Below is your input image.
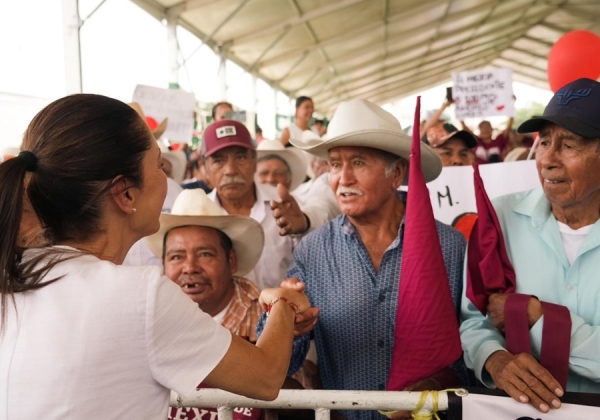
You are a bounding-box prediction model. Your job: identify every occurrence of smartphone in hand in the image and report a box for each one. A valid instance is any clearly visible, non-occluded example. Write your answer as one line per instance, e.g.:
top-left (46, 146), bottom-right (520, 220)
top-left (446, 86), bottom-right (453, 102)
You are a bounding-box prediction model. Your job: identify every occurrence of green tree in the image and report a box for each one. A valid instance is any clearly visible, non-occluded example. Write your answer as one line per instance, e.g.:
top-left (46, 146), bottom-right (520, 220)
top-left (514, 102), bottom-right (546, 128)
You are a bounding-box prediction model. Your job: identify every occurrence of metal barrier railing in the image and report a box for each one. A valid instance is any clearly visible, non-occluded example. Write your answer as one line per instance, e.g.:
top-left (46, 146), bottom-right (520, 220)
top-left (171, 388), bottom-right (462, 420)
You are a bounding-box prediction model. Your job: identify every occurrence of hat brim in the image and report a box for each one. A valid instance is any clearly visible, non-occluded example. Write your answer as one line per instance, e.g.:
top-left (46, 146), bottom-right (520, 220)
top-left (162, 151), bottom-right (187, 184)
top-left (448, 130), bottom-right (478, 148)
top-left (153, 118), bottom-right (168, 140)
top-left (257, 148), bottom-right (308, 191)
top-left (518, 115), bottom-right (600, 138)
top-left (290, 130), bottom-right (442, 184)
top-left (145, 214), bottom-right (264, 277)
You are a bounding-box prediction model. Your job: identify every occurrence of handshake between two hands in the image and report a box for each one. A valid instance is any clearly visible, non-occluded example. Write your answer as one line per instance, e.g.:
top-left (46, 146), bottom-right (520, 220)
top-left (259, 278), bottom-right (319, 336)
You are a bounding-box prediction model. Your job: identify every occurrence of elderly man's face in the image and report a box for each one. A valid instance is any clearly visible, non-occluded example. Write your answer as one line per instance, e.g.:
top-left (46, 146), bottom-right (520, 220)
top-left (257, 157), bottom-right (291, 189)
top-left (205, 146), bottom-right (256, 202)
top-left (328, 146), bottom-right (405, 219)
top-left (536, 123), bottom-right (600, 210)
top-left (434, 138), bottom-right (473, 167)
top-left (163, 225), bottom-right (237, 316)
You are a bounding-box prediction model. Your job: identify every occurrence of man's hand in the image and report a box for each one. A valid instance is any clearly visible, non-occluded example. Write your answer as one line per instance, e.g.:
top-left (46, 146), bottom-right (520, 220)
top-left (485, 351), bottom-right (563, 413)
top-left (487, 293), bottom-right (545, 332)
top-left (487, 293), bottom-right (510, 331)
top-left (280, 278), bottom-right (319, 336)
top-left (270, 183), bottom-right (309, 236)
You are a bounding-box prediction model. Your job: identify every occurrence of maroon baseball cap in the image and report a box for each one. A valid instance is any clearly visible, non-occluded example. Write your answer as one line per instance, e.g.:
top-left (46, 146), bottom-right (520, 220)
top-left (202, 120), bottom-right (255, 157)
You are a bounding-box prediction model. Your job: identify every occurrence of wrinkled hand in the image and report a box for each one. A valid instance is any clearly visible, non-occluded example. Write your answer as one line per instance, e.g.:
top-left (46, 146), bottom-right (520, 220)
top-left (270, 183), bottom-right (309, 236)
top-left (487, 293), bottom-right (544, 332)
top-left (280, 278), bottom-right (319, 336)
top-left (485, 351), bottom-right (563, 413)
top-left (383, 377), bottom-right (443, 419)
top-left (487, 293), bottom-right (510, 331)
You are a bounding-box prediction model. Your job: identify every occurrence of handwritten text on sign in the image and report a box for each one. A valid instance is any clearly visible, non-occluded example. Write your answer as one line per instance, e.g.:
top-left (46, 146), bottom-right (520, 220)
top-left (452, 69), bottom-right (514, 119)
top-left (400, 160), bottom-right (540, 226)
top-left (133, 85), bottom-right (196, 142)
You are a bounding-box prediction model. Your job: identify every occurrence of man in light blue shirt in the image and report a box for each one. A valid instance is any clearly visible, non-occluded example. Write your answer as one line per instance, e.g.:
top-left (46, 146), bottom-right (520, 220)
top-left (460, 78), bottom-right (600, 414)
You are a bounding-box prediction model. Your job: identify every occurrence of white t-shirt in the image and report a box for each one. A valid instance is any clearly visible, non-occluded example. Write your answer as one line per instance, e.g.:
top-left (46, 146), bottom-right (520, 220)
top-left (287, 123), bottom-right (303, 142)
top-left (557, 221), bottom-right (593, 265)
top-left (0, 247), bottom-right (231, 419)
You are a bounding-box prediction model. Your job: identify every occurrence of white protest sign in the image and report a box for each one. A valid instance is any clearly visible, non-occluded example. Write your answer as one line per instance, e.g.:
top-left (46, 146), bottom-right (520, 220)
top-left (407, 160), bottom-right (540, 226)
top-left (462, 392), bottom-right (600, 419)
top-left (133, 85), bottom-right (196, 142)
top-left (452, 68), bottom-right (514, 119)
top-left (229, 110), bottom-right (257, 139)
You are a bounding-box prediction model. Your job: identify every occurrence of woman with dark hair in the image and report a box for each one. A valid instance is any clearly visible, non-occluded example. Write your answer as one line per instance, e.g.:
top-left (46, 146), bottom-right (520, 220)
top-left (0, 94), bottom-right (309, 418)
top-left (279, 96), bottom-right (314, 147)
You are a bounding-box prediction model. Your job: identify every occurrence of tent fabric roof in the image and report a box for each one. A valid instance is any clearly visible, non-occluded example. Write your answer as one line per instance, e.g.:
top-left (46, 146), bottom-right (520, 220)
top-left (132, 0), bottom-right (600, 114)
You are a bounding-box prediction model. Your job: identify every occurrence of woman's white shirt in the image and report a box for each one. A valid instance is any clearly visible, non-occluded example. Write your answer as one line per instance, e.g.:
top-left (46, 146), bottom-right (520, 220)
top-left (0, 248), bottom-right (231, 420)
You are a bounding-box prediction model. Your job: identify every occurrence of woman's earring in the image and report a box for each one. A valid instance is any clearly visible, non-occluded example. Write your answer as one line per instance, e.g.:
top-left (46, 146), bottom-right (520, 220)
top-left (132, 208), bottom-right (137, 213)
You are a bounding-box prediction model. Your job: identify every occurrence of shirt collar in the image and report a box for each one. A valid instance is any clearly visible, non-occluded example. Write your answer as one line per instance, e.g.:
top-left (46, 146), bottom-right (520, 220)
top-left (209, 182), bottom-right (268, 223)
top-left (512, 188), bottom-right (552, 227)
top-left (339, 196), bottom-right (406, 252)
top-left (231, 276), bottom-right (260, 308)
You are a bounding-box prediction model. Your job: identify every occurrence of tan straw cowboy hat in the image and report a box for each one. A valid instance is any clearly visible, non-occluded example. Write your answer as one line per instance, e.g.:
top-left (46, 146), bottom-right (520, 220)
top-left (146, 189), bottom-right (264, 277)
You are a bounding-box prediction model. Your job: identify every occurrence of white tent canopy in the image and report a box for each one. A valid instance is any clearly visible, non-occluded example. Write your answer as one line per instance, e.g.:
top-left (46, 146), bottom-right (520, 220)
top-left (131, 0), bottom-right (600, 114)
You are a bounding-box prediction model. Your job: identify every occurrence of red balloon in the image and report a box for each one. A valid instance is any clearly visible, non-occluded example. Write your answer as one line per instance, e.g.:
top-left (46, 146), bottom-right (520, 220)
top-left (145, 116), bottom-right (158, 130)
top-left (548, 30), bottom-right (600, 92)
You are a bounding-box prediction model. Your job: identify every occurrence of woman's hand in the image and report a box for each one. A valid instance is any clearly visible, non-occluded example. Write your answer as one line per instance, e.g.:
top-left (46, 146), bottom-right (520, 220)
top-left (259, 283), bottom-right (311, 314)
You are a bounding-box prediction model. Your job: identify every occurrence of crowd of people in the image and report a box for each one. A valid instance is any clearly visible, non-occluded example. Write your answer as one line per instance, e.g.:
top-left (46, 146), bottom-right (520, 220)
top-left (1, 76), bottom-right (600, 420)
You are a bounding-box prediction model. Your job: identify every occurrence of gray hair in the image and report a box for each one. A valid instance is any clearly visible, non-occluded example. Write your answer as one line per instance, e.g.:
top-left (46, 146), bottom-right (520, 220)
top-left (375, 150), bottom-right (408, 178)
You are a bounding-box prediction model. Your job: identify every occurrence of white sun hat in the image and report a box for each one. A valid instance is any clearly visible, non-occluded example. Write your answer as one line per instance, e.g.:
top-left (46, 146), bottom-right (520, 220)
top-left (256, 139), bottom-right (308, 190)
top-left (146, 189), bottom-right (264, 277)
top-left (289, 98), bottom-right (442, 183)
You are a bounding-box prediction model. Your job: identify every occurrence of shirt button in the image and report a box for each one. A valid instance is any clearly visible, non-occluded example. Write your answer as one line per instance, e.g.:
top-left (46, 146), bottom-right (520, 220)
top-left (567, 285), bottom-right (573, 291)
top-left (378, 384), bottom-right (385, 390)
top-left (377, 339), bottom-right (384, 348)
top-left (379, 293), bottom-right (385, 303)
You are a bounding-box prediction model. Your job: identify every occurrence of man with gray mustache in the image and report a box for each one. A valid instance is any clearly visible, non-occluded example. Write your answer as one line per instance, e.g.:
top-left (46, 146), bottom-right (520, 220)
top-left (200, 120), bottom-right (325, 292)
top-left (267, 98), bottom-right (469, 420)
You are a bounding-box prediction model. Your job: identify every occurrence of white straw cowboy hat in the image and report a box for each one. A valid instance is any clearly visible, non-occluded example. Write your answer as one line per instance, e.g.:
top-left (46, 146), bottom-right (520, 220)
top-left (290, 98), bottom-right (442, 183)
top-left (146, 189), bottom-right (264, 277)
top-left (297, 130), bottom-right (325, 179)
top-left (256, 139), bottom-right (308, 191)
top-left (128, 102), bottom-right (168, 140)
top-left (156, 141), bottom-right (187, 184)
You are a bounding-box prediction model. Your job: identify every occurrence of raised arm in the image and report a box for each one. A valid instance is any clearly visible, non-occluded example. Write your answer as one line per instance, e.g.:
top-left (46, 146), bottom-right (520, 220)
top-left (460, 120), bottom-right (474, 135)
top-left (279, 127), bottom-right (291, 146)
top-left (501, 117), bottom-right (514, 139)
top-left (422, 99), bottom-right (453, 136)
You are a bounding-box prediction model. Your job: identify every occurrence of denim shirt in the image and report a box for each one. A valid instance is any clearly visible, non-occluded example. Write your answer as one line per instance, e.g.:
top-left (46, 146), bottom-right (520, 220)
top-left (257, 211), bottom-right (469, 420)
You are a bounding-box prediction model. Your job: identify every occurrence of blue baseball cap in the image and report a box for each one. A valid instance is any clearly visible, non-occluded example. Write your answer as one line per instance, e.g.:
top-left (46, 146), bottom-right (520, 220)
top-left (518, 78), bottom-right (600, 138)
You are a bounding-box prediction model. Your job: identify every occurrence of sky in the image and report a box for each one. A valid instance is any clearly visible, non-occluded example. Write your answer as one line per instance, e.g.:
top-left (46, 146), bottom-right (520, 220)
top-left (0, 0), bottom-right (554, 148)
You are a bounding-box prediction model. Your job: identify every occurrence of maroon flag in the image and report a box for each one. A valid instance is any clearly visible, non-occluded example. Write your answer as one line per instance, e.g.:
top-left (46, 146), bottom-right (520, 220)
top-left (466, 163), bottom-right (517, 314)
top-left (466, 163), bottom-right (571, 389)
top-left (387, 97), bottom-right (462, 391)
